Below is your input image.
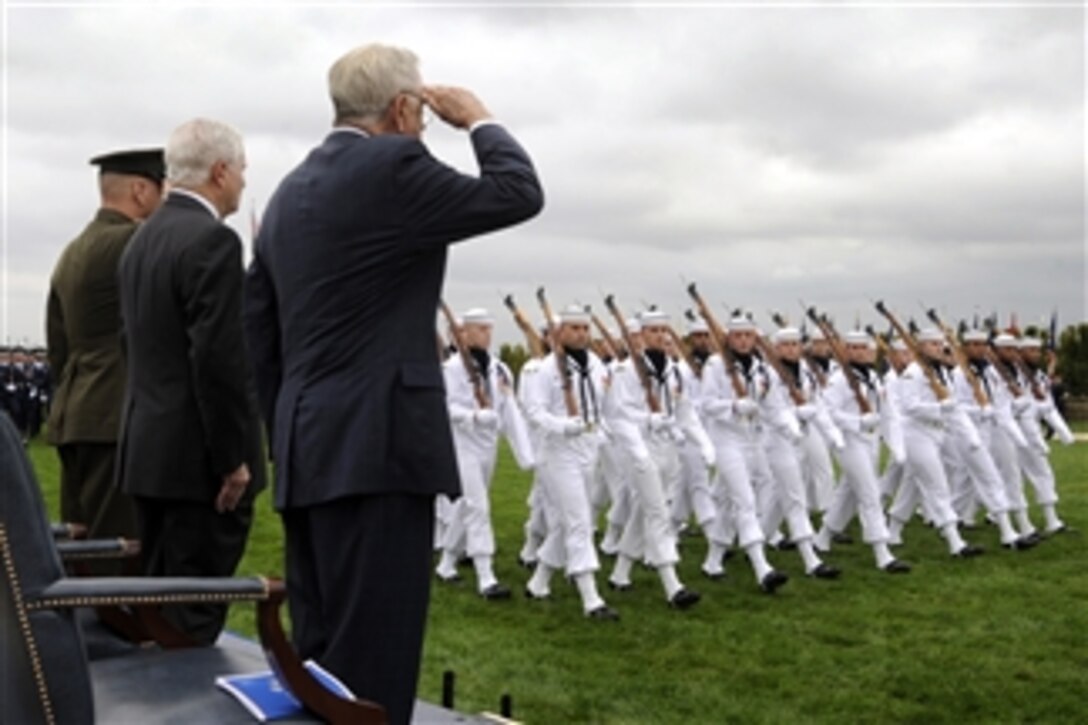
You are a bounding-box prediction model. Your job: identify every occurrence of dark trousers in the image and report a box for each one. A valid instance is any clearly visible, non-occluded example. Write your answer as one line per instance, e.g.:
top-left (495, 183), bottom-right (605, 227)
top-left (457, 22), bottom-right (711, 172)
top-left (135, 496), bottom-right (253, 645)
top-left (59, 443), bottom-right (137, 575)
top-left (283, 493), bottom-right (435, 725)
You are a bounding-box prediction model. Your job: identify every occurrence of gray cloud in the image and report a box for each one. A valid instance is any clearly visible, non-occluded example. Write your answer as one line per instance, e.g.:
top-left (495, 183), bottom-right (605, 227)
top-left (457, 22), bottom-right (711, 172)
top-left (3, 2), bottom-right (1084, 349)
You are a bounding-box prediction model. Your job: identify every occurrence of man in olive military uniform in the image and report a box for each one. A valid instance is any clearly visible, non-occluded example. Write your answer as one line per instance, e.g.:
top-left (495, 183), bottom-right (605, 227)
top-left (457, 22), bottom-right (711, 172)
top-left (46, 148), bottom-right (164, 556)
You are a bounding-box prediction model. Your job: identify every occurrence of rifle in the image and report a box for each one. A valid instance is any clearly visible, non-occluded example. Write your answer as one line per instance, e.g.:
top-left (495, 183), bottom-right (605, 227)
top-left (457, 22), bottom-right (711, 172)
top-left (536, 287), bottom-right (579, 418)
top-left (751, 319), bottom-right (805, 406)
top-left (804, 305), bottom-right (872, 414)
top-left (873, 300), bottom-right (949, 401)
top-left (438, 299), bottom-right (490, 409)
top-left (502, 294), bottom-right (545, 359)
top-left (586, 306), bottom-right (621, 360)
top-left (603, 295), bottom-right (661, 413)
top-left (665, 324), bottom-right (700, 377)
top-left (685, 283), bottom-right (746, 399)
top-left (925, 308), bottom-right (988, 407)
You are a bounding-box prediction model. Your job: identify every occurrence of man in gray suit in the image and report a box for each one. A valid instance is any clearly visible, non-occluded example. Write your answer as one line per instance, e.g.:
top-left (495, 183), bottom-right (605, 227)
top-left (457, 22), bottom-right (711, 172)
top-left (245, 43), bottom-right (543, 724)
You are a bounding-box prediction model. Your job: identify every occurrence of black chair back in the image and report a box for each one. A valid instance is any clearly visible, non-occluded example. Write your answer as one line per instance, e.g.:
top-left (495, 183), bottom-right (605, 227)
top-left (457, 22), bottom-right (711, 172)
top-left (0, 415), bottom-right (94, 723)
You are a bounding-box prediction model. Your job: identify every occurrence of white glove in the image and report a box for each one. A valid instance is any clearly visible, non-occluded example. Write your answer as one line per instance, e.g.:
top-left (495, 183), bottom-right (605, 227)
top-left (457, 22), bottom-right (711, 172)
top-left (648, 412), bottom-right (672, 432)
top-left (978, 405), bottom-right (995, 422)
top-left (1012, 397), bottom-right (1031, 415)
top-left (890, 446), bottom-right (907, 466)
top-left (562, 417), bottom-right (587, 437)
top-left (700, 444), bottom-right (716, 468)
top-left (829, 431), bottom-right (846, 451)
top-left (733, 398), bottom-right (759, 418)
top-left (859, 412), bottom-right (880, 432)
top-left (939, 398), bottom-right (956, 414)
top-left (474, 409), bottom-right (500, 430)
top-left (795, 403), bottom-right (817, 422)
top-left (702, 399), bottom-right (733, 422)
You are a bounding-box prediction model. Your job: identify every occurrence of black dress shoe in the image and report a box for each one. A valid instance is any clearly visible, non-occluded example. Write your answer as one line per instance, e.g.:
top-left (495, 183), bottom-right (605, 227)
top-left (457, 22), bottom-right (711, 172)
top-left (722, 547), bottom-right (736, 561)
top-left (831, 532), bottom-right (854, 545)
top-left (701, 567), bottom-right (726, 581)
top-left (1004, 536), bottom-right (1037, 551)
top-left (1044, 524), bottom-right (1068, 536)
top-left (517, 556), bottom-right (537, 570)
top-left (607, 580), bottom-right (632, 592)
top-left (668, 588), bottom-right (701, 609)
top-left (524, 588), bottom-right (550, 601)
top-left (882, 559), bottom-right (911, 574)
top-left (952, 544), bottom-right (985, 558)
top-left (586, 605), bottom-right (620, 621)
top-left (457, 554), bottom-right (473, 568)
top-left (436, 571), bottom-right (462, 584)
top-left (759, 570), bottom-right (789, 594)
top-left (807, 562), bottom-right (841, 579)
top-left (958, 521), bottom-right (979, 532)
top-left (773, 538), bottom-right (797, 551)
top-left (480, 583), bottom-right (512, 600)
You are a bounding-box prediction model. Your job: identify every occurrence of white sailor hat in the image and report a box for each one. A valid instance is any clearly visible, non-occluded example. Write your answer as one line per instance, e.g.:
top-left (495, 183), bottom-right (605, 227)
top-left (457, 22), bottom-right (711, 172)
top-left (890, 337), bottom-right (909, 352)
top-left (625, 317), bottom-right (642, 333)
top-left (772, 327), bottom-right (802, 344)
top-left (1018, 337), bottom-right (1042, 349)
top-left (687, 318), bottom-right (709, 335)
top-left (993, 333), bottom-right (1018, 348)
top-left (962, 329), bottom-right (988, 343)
top-left (916, 327), bottom-right (944, 343)
top-left (461, 308), bottom-right (493, 325)
top-left (843, 329), bottom-right (873, 346)
top-left (639, 309), bottom-right (670, 327)
top-left (808, 327), bottom-right (826, 342)
top-left (558, 305), bottom-right (590, 325)
top-left (728, 316), bottom-right (757, 333)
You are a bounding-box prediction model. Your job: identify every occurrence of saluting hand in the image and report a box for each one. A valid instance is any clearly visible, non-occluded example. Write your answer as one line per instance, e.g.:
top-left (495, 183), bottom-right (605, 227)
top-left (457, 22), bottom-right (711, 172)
top-left (216, 463), bottom-right (251, 513)
top-left (421, 85), bottom-right (492, 130)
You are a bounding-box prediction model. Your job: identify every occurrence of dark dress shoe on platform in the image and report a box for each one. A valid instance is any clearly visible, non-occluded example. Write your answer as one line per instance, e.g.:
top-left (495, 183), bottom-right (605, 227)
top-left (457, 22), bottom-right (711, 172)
top-left (759, 570), bottom-right (789, 594)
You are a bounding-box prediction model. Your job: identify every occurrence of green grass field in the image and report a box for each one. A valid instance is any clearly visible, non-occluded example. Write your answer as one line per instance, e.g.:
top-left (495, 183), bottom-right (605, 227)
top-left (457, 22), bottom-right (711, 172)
top-left (29, 431), bottom-right (1088, 724)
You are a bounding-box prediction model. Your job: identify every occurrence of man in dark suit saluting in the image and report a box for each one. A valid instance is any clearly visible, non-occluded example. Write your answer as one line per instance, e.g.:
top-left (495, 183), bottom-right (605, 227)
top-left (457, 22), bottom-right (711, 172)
top-left (118, 118), bottom-right (266, 645)
top-left (244, 43), bottom-right (543, 723)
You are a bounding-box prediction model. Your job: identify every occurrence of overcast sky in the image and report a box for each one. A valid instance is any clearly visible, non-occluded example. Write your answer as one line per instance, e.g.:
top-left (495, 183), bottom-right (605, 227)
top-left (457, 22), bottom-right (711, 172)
top-left (2, 1), bottom-right (1084, 348)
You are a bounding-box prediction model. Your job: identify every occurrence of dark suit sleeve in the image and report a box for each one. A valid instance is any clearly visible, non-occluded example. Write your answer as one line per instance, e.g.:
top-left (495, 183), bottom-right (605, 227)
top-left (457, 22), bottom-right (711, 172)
top-left (396, 123), bottom-right (544, 248)
top-left (243, 250), bottom-right (282, 444)
top-left (180, 226), bottom-right (250, 477)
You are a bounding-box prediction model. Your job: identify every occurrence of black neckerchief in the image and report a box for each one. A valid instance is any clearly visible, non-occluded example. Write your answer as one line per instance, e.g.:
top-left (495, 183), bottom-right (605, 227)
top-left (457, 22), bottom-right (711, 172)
top-left (811, 355), bottom-right (831, 373)
top-left (564, 346), bottom-right (599, 424)
top-left (850, 361), bottom-right (879, 409)
top-left (781, 359), bottom-right (801, 386)
top-left (643, 348), bottom-right (675, 415)
top-left (469, 347), bottom-right (490, 378)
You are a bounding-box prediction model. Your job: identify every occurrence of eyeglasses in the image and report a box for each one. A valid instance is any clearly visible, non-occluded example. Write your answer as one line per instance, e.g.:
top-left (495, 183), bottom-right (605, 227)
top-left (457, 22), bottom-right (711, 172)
top-left (399, 90), bottom-right (434, 130)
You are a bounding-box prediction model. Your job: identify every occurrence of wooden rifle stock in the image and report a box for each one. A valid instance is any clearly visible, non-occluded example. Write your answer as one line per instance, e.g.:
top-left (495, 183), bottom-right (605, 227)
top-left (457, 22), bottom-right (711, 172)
top-left (587, 307), bottom-right (621, 360)
top-left (536, 287), bottom-right (579, 417)
top-left (603, 295), bottom-right (661, 413)
top-left (502, 294), bottom-right (545, 359)
top-left (665, 325), bottom-right (701, 379)
top-left (685, 283), bottom-right (746, 399)
top-left (984, 346), bottom-right (1023, 397)
top-left (804, 306), bottom-right (871, 414)
top-left (752, 331), bottom-right (806, 406)
top-left (873, 301), bottom-right (949, 401)
top-left (438, 299), bottom-right (490, 409)
top-left (926, 309), bottom-right (988, 407)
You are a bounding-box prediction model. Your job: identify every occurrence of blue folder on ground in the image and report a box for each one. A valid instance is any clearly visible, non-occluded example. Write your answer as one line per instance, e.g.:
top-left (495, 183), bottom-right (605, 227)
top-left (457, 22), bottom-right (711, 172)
top-left (217, 659), bottom-right (354, 721)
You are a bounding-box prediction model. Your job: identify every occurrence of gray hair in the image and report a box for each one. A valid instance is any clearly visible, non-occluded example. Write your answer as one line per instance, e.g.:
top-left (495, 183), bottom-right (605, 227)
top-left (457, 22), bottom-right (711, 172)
top-left (328, 43), bottom-right (421, 123)
top-left (165, 118), bottom-right (245, 188)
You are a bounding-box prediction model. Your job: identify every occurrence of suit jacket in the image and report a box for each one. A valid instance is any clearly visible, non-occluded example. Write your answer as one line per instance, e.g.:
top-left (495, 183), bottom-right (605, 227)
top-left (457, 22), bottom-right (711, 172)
top-left (245, 123), bottom-right (543, 510)
top-left (46, 208), bottom-right (137, 444)
top-left (117, 193), bottom-right (266, 503)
